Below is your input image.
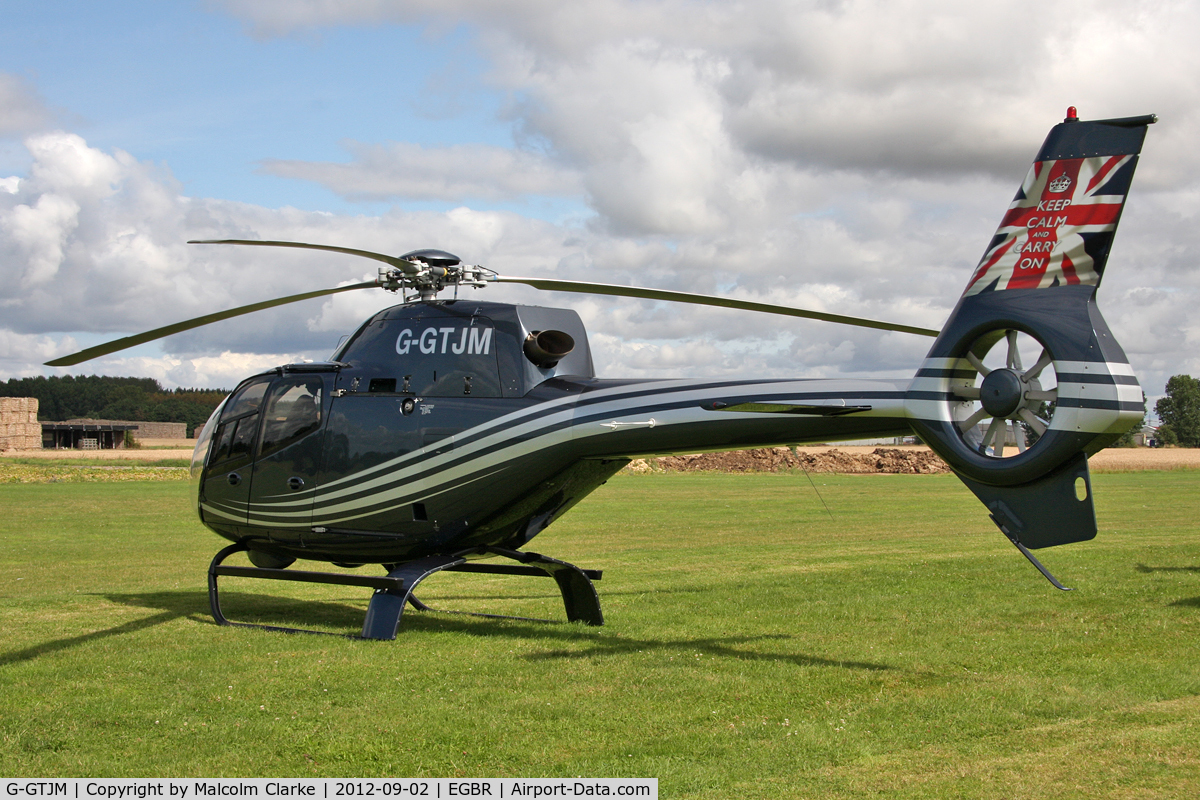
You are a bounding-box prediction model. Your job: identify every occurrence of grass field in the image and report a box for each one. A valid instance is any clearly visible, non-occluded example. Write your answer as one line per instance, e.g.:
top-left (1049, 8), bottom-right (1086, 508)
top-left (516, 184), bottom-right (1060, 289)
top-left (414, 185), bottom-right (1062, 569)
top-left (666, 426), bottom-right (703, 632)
top-left (0, 469), bottom-right (1198, 797)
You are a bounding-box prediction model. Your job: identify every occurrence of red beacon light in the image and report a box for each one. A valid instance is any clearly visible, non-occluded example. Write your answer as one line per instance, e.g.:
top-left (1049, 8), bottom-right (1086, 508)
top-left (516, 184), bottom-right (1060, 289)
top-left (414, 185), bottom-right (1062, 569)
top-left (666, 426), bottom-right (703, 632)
top-left (1064, 106), bottom-right (1079, 122)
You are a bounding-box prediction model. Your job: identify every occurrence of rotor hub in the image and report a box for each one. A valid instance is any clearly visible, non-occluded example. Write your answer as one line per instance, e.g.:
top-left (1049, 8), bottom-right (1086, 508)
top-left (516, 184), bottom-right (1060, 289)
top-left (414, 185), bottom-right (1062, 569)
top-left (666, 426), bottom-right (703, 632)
top-left (399, 249), bottom-right (461, 269)
top-left (980, 368), bottom-right (1025, 418)
top-left (375, 249), bottom-right (494, 298)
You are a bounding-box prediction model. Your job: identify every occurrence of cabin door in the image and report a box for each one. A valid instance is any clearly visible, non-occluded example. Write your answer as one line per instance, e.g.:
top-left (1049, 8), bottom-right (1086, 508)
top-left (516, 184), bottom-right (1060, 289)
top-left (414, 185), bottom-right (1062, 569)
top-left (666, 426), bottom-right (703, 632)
top-left (200, 376), bottom-right (273, 529)
top-left (245, 374), bottom-right (331, 539)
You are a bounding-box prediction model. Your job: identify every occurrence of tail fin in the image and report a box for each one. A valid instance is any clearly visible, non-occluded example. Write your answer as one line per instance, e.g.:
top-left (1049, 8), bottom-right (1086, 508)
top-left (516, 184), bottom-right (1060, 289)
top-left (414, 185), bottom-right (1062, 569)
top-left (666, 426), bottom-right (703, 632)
top-left (907, 109), bottom-right (1155, 562)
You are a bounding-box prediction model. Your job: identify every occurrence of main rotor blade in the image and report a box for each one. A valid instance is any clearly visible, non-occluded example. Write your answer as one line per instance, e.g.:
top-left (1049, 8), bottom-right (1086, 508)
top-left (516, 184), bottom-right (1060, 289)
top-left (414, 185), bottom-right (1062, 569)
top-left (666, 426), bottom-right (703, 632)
top-left (493, 276), bottom-right (940, 337)
top-left (45, 281), bottom-right (377, 367)
top-left (188, 239), bottom-right (422, 274)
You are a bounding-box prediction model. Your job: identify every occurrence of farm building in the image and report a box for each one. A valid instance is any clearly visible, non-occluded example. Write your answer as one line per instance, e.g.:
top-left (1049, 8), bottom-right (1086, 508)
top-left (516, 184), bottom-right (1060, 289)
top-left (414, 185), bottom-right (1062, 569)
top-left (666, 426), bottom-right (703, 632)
top-left (41, 421), bottom-right (141, 450)
top-left (60, 418), bottom-right (187, 441)
top-left (41, 418), bottom-right (187, 449)
top-left (1130, 425), bottom-right (1161, 447)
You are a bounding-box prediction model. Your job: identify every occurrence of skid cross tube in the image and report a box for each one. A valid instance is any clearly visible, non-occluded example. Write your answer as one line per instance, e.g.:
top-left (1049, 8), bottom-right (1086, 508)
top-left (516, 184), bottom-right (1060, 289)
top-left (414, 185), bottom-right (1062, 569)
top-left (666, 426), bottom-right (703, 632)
top-left (207, 541), bottom-right (603, 640)
top-left (207, 541), bottom-right (407, 638)
top-left (363, 546), bottom-right (604, 639)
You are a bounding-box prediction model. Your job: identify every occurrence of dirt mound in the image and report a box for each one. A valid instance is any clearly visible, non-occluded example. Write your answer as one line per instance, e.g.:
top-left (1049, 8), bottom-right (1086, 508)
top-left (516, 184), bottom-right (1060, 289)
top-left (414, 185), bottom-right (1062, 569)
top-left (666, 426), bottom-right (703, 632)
top-left (626, 447), bottom-right (950, 474)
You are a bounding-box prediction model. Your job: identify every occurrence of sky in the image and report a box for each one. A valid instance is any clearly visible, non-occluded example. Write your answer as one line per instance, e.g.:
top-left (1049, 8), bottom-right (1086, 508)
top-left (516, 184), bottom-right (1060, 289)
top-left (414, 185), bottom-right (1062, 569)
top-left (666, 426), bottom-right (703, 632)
top-left (2, 1), bottom-right (1199, 411)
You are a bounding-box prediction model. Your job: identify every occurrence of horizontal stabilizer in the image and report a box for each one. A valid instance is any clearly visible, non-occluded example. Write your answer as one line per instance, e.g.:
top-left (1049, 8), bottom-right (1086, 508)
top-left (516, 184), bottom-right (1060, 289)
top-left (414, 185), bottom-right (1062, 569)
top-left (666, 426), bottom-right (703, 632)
top-left (711, 401), bottom-right (871, 416)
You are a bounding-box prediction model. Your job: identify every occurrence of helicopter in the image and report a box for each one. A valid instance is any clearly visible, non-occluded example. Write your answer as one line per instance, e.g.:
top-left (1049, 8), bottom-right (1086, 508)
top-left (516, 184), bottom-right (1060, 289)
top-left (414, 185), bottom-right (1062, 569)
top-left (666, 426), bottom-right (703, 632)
top-left (47, 108), bottom-right (1155, 640)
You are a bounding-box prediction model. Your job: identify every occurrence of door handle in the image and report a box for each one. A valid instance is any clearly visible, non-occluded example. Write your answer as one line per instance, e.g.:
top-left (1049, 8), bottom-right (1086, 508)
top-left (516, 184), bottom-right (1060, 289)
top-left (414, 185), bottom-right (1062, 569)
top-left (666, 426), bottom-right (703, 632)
top-left (227, 472), bottom-right (241, 486)
top-left (287, 476), bottom-right (305, 491)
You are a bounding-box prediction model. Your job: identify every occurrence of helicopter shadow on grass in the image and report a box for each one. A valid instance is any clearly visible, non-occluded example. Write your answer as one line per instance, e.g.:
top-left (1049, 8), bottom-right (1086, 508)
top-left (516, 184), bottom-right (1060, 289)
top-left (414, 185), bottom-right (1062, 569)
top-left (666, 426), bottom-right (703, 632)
top-left (95, 587), bottom-right (594, 637)
top-left (396, 607), bottom-right (892, 671)
top-left (0, 590), bottom-right (207, 668)
top-left (515, 630), bottom-right (891, 671)
top-left (100, 583), bottom-right (706, 636)
top-left (394, 584), bottom-right (885, 671)
top-left (415, 584), bottom-right (707, 603)
top-left (0, 588), bottom-right (890, 673)
top-left (110, 589), bottom-right (377, 635)
top-left (0, 590), bottom-right (358, 667)
top-left (217, 579), bottom-right (886, 668)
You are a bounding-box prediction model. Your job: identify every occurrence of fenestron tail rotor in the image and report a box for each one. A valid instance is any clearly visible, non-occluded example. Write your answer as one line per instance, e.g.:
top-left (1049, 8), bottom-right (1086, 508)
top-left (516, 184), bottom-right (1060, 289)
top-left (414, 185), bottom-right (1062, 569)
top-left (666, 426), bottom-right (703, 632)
top-left (949, 329), bottom-right (1058, 458)
top-left (44, 238), bottom-right (939, 366)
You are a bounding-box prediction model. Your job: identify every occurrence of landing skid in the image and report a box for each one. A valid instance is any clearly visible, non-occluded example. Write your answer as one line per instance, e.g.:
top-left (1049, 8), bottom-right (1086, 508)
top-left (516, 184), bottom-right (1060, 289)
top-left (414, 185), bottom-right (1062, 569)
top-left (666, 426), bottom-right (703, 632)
top-left (207, 541), bottom-right (604, 640)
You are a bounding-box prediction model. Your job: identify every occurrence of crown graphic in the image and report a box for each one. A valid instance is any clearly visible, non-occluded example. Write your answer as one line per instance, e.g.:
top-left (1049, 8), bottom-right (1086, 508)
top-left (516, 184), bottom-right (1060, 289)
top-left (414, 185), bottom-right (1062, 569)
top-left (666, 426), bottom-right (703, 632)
top-left (1049, 174), bottom-right (1072, 193)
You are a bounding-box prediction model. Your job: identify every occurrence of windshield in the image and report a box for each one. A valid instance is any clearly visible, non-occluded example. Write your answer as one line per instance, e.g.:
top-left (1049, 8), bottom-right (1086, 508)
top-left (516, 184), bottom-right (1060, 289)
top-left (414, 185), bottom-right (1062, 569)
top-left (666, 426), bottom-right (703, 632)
top-left (190, 398), bottom-right (227, 480)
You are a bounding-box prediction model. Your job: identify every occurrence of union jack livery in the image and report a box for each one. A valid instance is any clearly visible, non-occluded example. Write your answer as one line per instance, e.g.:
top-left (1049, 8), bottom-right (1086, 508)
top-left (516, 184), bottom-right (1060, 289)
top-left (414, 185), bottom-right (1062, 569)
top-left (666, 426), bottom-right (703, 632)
top-left (46, 108), bottom-right (1159, 638)
top-left (965, 152), bottom-right (1137, 295)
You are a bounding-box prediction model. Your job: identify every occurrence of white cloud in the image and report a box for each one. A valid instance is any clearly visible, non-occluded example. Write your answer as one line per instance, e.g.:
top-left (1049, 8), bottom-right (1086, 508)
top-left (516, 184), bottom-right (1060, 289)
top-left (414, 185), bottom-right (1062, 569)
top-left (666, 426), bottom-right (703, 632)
top-left (3, 192), bottom-right (80, 287)
top-left (25, 132), bottom-right (125, 195)
top-left (104, 352), bottom-right (312, 391)
top-left (0, 329), bottom-right (76, 365)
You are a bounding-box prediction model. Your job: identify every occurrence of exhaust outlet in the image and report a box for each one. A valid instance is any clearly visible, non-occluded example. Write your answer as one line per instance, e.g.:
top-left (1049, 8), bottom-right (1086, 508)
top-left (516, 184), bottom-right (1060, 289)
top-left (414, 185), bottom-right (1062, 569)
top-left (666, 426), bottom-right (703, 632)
top-left (524, 329), bottom-right (575, 368)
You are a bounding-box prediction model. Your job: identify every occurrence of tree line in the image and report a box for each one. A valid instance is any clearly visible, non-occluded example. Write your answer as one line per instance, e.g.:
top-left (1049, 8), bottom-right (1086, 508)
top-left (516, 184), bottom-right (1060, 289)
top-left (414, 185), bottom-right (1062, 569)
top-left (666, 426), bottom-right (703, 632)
top-left (0, 375), bottom-right (228, 436)
top-left (1155, 375), bottom-right (1200, 447)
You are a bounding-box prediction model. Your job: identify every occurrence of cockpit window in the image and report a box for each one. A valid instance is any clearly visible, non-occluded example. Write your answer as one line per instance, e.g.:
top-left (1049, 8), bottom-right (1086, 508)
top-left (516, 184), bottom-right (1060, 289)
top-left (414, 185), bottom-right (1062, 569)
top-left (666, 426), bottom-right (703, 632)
top-left (259, 378), bottom-right (323, 457)
top-left (208, 378), bottom-right (271, 468)
top-left (221, 379), bottom-right (270, 422)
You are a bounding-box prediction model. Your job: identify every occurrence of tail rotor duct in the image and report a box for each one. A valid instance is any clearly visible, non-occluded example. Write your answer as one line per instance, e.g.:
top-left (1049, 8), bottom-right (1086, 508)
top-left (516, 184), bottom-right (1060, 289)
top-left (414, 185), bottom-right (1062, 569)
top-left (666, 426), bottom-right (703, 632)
top-left (951, 329), bottom-right (1058, 459)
